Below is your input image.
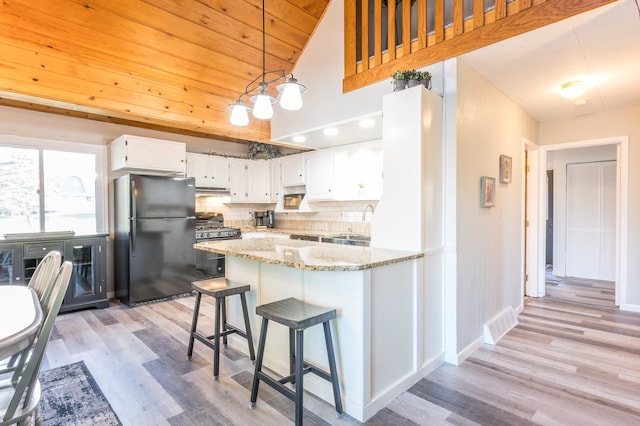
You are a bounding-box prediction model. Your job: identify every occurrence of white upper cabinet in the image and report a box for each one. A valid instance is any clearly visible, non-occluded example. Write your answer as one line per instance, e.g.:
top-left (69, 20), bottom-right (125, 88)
top-left (270, 157), bottom-right (281, 203)
top-left (229, 158), bottom-right (271, 203)
top-left (305, 149), bottom-right (334, 201)
top-left (280, 154), bottom-right (306, 186)
top-left (248, 160), bottom-right (271, 203)
top-left (333, 141), bottom-right (383, 200)
top-left (186, 153), bottom-right (230, 189)
top-left (111, 134), bottom-right (186, 175)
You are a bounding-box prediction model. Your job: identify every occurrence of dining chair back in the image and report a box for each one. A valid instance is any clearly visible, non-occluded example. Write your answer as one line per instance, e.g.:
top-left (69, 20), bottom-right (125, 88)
top-left (28, 250), bottom-right (62, 307)
top-left (0, 261), bottom-right (72, 425)
top-left (0, 250), bottom-right (62, 377)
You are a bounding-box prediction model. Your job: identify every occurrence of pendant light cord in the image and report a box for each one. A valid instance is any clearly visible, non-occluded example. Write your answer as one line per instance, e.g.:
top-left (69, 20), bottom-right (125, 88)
top-left (262, 0), bottom-right (266, 84)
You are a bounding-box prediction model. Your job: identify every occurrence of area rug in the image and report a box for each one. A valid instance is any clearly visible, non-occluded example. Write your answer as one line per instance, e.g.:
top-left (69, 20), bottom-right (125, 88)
top-left (39, 361), bottom-right (122, 426)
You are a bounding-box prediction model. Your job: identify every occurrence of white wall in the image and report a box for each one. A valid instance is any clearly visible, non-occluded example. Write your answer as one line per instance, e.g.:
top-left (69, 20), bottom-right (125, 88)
top-left (455, 60), bottom-right (538, 352)
top-left (547, 145), bottom-right (617, 277)
top-left (539, 105), bottom-right (640, 304)
top-left (270, 0), bottom-right (443, 140)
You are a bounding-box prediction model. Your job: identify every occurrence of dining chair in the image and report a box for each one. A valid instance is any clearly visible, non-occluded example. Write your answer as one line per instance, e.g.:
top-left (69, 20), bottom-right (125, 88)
top-left (28, 250), bottom-right (62, 306)
top-left (0, 261), bottom-right (72, 425)
top-left (0, 251), bottom-right (62, 377)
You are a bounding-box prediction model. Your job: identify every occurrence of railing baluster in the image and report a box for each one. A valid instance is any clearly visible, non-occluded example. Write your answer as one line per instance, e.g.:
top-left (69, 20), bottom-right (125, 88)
top-left (473, 0), bottom-right (485, 29)
top-left (402, 0), bottom-right (412, 55)
top-left (361, 0), bottom-right (370, 70)
top-left (374, 0), bottom-right (383, 65)
top-left (435, 0), bottom-right (445, 43)
top-left (388, 0), bottom-right (397, 60)
top-left (418, 0), bottom-right (427, 48)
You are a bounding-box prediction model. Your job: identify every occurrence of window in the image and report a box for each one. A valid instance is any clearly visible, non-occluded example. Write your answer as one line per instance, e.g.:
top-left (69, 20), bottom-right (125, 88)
top-left (0, 136), bottom-right (107, 236)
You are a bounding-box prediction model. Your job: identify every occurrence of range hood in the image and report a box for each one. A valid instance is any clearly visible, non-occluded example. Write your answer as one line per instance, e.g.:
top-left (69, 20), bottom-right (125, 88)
top-left (195, 187), bottom-right (230, 195)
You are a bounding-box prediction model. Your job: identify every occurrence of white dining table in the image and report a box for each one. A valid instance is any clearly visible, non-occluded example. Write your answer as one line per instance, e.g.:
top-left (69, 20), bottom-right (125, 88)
top-left (0, 286), bottom-right (43, 360)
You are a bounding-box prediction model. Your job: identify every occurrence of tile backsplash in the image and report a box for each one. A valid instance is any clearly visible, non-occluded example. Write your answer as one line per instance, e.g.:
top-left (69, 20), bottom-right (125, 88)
top-left (196, 195), bottom-right (376, 235)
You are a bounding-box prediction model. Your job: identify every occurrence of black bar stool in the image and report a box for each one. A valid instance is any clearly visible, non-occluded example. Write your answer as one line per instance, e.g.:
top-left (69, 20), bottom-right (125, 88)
top-left (250, 297), bottom-right (343, 425)
top-left (187, 277), bottom-right (256, 378)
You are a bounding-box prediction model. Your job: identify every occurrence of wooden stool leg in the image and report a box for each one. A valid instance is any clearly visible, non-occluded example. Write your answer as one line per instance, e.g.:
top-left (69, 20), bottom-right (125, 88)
top-left (250, 318), bottom-right (269, 406)
top-left (294, 329), bottom-right (304, 426)
top-left (240, 292), bottom-right (255, 361)
top-left (187, 292), bottom-right (202, 359)
top-left (213, 296), bottom-right (222, 378)
top-left (323, 321), bottom-right (343, 415)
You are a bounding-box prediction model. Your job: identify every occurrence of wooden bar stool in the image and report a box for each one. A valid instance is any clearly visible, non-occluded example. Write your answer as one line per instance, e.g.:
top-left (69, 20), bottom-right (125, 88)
top-left (187, 277), bottom-right (255, 378)
top-left (250, 297), bottom-right (343, 425)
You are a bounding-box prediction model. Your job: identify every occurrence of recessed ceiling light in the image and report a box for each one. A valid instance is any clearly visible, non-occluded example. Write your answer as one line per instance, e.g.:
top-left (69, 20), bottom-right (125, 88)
top-left (573, 99), bottom-right (588, 106)
top-left (359, 118), bottom-right (376, 128)
top-left (292, 135), bottom-right (306, 143)
top-left (559, 80), bottom-right (586, 99)
top-left (323, 127), bottom-right (338, 136)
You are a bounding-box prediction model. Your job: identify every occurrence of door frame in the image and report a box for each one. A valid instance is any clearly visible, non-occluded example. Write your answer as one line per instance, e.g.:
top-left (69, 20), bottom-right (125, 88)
top-left (525, 136), bottom-right (629, 307)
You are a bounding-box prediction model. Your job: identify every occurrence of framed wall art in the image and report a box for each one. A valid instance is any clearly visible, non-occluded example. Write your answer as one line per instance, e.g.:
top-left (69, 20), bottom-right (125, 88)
top-left (499, 154), bottom-right (512, 184)
top-left (481, 176), bottom-right (496, 207)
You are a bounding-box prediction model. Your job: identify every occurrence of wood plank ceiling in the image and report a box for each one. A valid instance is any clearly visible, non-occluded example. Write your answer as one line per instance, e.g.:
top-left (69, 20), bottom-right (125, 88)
top-left (0, 0), bottom-right (329, 146)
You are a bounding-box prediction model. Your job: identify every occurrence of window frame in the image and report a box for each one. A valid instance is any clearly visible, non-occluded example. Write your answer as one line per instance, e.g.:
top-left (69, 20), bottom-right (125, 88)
top-left (0, 134), bottom-right (108, 234)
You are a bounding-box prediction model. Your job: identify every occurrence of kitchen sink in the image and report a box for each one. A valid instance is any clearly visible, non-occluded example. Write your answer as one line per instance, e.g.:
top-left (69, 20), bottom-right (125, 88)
top-left (321, 235), bottom-right (370, 247)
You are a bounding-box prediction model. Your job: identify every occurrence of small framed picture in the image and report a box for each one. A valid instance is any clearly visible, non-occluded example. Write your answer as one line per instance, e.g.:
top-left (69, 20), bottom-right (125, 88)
top-left (499, 155), bottom-right (512, 184)
top-left (481, 176), bottom-right (496, 208)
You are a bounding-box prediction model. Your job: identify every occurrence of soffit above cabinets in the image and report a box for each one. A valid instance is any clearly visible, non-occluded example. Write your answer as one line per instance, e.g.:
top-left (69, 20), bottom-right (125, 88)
top-left (272, 112), bottom-right (383, 150)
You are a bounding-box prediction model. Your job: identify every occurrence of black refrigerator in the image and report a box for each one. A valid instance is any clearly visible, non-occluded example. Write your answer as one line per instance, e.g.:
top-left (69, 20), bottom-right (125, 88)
top-left (114, 174), bottom-right (196, 306)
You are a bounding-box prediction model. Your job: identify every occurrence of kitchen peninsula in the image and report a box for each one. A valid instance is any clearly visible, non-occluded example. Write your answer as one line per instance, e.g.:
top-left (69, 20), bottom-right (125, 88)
top-left (194, 237), bottom-right (432, 422)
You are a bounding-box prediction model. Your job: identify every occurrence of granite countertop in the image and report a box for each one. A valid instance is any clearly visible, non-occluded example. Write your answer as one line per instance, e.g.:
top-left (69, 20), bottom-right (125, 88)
top-left (194, 237), bottom-right (423, 271)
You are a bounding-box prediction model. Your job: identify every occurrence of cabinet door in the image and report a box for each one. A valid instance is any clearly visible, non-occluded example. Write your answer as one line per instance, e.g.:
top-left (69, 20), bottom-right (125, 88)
top-left (0, 244), bottom-right (23, 285)
top-left (281, 154), bottom-right (306, 186)
top-left (209, 156), bottom-right (230, 188)
top-left (248, 160), bottom-right (271, 202)
top-left (334, 141), bottom-right (383, 200)
top-left (63, 238), bottom-right (106, 309)
top-left (270, 158), bottom-right (281, 203)
top-left (229, 158), bottom-right (248, 202)
top-left (186, 152), bottom-right (209, 187)
top-left (112, 135), bottom-right (186, 174)
top-left (306, 149), bottom-right (334, 200)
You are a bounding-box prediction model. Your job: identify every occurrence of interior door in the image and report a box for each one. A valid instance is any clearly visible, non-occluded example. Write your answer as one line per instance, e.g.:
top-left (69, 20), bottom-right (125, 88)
top-left (566, 161), bottom-right (616, 280)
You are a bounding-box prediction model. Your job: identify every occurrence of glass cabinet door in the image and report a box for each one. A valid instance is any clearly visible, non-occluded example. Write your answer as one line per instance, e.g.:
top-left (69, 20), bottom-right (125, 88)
top-left (66, 239), bottom-right (103, 304)
top-left (0, 244), bottom-right (22, 285)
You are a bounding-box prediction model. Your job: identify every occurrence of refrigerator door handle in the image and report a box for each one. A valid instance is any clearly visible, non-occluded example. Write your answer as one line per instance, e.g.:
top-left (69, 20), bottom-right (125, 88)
top-left (131, 179), bottom-right (137, 256)
top-left (130, 219), bottom-right (136, 256)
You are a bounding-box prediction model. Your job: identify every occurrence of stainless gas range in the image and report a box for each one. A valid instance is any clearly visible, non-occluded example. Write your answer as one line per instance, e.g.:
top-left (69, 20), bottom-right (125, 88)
top-left (194, 213), bottom-right (241, 279)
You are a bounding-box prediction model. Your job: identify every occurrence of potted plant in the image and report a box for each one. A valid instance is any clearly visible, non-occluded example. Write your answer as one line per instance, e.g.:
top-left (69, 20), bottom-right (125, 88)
top-left (406, 69), bottom-right (420, 88)
top-left (419, 71), bottom-right (432, 90)
top-left (391, 70), bottom-right (408, 91)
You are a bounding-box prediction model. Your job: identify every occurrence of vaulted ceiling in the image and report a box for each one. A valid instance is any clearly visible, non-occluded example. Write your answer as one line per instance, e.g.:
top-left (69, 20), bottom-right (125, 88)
top-left (0, 0), bottom-right (329, 146)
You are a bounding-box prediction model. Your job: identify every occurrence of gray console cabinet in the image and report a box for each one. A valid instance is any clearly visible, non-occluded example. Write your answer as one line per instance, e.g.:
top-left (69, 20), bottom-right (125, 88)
top-left (0, 235), bottom-right (109, 312)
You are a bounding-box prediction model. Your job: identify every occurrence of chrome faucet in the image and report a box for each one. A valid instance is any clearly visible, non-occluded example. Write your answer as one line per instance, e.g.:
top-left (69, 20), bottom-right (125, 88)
top-left (362, 204), bottom-right (375, 221)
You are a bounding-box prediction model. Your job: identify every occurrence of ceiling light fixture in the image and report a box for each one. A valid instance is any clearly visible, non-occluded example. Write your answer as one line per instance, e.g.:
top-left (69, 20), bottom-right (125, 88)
top-left (359, 118), bottom-right (376, 128)
top-left (323, 128), bottom-right (338, 136)
top-left (559, 80), bottom-right (586, 99)
top-left (228, 0), bottom-right (306, 126)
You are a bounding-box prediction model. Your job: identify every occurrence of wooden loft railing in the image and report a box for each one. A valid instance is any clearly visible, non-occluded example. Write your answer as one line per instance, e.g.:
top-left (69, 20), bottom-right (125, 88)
top-left (343, 0), bottom-right (616, 93)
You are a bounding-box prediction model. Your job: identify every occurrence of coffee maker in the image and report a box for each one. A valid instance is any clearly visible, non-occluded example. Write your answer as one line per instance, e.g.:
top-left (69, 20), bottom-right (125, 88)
top-left (253, 211), bottom-right (266, 227)
top-left (266, 210), bottom-right (275, 228)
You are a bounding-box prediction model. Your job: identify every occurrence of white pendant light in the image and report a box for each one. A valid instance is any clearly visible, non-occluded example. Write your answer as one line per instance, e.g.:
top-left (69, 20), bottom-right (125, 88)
top-left (250, 83), bottom-right (276, 119)
top-left (228, 0), bottom-right (306, 126)
top-left (228, 100), bottom-right (251, 126)
top-left (278, 77), bottom-right (306, 111)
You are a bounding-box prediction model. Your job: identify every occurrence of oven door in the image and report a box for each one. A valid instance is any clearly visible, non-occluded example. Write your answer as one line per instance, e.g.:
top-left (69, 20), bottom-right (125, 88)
top-left (195, 246), bottom-right (225, 279)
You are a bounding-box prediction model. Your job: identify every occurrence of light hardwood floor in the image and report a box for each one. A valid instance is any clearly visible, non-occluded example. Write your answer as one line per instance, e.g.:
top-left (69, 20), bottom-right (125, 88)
top-left (43, 276), bottom-right (640, 425)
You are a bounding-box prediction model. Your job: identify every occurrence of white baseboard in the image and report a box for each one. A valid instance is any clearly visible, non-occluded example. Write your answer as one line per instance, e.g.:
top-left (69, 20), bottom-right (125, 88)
top-left (619, 303), bottom-right (640, 313)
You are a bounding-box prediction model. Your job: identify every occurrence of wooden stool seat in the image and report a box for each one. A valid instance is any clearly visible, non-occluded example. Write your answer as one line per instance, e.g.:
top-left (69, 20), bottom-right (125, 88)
top-left (250, 297), bottom-right (343, 425)
top-left (187, 277), bottom-right (255, 379)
